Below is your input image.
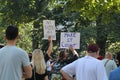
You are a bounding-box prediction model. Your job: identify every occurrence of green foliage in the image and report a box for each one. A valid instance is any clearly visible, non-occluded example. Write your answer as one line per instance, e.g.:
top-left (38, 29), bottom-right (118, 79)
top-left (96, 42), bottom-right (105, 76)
top-left (0, 27), bottom-right (5, 44)
top-left (0, 0), bottom-right (50, 51)
top-left (17, 23), bottom-right (33, 53)
top-left (0, 0), bottom-right (34, 25)
top-left (0, 0), bottom-right (120, 56)
top-left (107, 42), bottom-right (120, 54)
top-left (49, 0), bottom-right (120, 55)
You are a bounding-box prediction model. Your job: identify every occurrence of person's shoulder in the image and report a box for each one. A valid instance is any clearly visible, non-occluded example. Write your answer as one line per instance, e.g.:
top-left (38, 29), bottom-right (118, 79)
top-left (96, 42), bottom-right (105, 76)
top-left (75, 57), bottom-right (85, 62)
top-left (109, 59), bottom-right (116, 62)
top-left (14, 47), bottom-right (27, 56)
top-left (112, 67), bottom-right (120, 72)
top-left (17, 47), bottom-right (26, 52)
top-left (90, 57), bottom-right (103, 64)
top-left (102, 58), bottom-right (108, 61)
top-left (110, 68), bottom-right (118, 77)
top-left (94, 57), bottom-right (104, 62)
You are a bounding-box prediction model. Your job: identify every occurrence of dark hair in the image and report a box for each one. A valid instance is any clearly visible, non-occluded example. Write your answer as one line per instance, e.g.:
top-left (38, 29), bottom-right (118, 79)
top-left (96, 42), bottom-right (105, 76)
top-left (5, 25), bottom-right (18, 40)
top-left (87, 44), bottom-right (100, 53)
top-left (116, 52), bottom-right (120, 65)
top-left (59, 50), bottom-right (66, 60)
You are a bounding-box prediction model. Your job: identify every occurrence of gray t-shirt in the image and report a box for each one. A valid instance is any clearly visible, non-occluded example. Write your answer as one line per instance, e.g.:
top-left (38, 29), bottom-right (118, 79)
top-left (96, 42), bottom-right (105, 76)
top-left (0, 46), bottom-right (30, 80)
top-left (102, 58), bottom-right (117, 78)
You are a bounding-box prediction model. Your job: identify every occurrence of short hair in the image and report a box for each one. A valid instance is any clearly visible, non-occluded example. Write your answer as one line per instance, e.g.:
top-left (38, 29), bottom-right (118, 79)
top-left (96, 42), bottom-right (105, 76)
top-left (116, 52), bottom-right (120, 64)
top-left (5, 25), bottom-right (18, 40)
top-left (87, 44), bottom-right (100, 53)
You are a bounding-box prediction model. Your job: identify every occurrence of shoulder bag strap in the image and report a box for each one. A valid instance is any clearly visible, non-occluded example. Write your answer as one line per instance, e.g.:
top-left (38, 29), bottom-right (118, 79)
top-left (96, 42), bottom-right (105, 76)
top-left (104, 59), bottom-right (109, 67)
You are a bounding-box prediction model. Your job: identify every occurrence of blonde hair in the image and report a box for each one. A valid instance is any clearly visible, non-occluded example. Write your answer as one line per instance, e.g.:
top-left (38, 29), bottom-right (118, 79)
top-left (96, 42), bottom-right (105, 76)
top-left (105, 52), bottom-right (113, 59)
top-left (32, 49), bottom-right (46, 74)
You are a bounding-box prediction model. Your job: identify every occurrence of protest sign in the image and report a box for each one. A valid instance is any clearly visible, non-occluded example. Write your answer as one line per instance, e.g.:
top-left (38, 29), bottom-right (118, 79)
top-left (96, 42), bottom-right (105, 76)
top-left (60, 32), bottom-right (80, 49)
top-left (43, 20), bottom-right (56, 40)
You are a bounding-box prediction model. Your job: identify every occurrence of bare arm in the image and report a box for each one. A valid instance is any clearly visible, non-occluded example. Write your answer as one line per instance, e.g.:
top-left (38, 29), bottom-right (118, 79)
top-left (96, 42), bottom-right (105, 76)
top-left (60, 70), bottom-right (74, 80)
top-left (47, 36), bottom-right (53, 58)
top-left (44, 75), bottom-right (48, 80)
top-left (69, 46), bottom-right (79, 57)
top-left (22, 65), bottom-right (32, 79)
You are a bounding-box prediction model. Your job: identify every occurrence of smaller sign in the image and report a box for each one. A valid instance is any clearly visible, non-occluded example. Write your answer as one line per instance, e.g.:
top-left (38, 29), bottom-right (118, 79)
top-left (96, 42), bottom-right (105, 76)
top-left (60, 32), bottom-right (80, 49)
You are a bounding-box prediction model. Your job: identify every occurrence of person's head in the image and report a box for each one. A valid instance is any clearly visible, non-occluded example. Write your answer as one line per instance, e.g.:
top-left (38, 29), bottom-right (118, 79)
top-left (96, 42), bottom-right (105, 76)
top-left (32, 49), bottom-right (46, 74)
top-left (116, 52), bottom-right (120, 66)
top-left (105, 52), bottom-right (113, 59)
top-left (5, 25), bottom-right (18, 40)
top-left (87, 43), bottom-right (100, 58)
top-left (59, 50), bottom-right (68, 60)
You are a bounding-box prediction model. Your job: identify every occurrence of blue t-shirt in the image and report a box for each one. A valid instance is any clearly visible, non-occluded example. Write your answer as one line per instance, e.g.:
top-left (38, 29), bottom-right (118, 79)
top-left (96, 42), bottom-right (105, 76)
top-left (109, 67), bottom-right (120, 80)
top-left (0, 46), bottom-right (30, 80)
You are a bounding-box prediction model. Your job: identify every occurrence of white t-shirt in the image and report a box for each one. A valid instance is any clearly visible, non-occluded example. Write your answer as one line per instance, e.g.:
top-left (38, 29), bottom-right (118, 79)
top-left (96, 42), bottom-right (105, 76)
top-left (62, 56), bottom-right (108, 80)
top-left (46, 60), bottom-right (52, 71)
top-left (0, 46), bottom-right (30, 80)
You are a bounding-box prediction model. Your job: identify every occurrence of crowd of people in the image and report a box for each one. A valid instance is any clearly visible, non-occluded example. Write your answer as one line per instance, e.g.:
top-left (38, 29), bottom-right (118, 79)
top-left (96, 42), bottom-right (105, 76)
top-left (0, 25), bottom-right (120, 80)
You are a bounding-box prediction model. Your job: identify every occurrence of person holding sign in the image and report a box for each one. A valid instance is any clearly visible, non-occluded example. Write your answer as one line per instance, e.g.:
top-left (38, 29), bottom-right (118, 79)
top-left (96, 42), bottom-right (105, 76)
top-left (58, 46), bottom-right (79, 65)
top-left (44, 36), bottom-right (54, 80)
top-left (52, 46), bottom-right (79, 80)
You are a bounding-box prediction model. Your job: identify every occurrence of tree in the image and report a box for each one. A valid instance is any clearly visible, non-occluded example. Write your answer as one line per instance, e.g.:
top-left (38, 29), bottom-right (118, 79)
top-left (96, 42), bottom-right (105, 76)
top-left (0, 0), bottom-right (120, 56)
top-left (49, 0), bottom-right (120, 56)
top-left (0, 0), bottom-right (50, 51)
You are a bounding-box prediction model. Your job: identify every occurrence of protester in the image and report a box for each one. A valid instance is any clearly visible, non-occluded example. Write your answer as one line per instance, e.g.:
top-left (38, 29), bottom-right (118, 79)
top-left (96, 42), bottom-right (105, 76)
top-left (102, 52), bottom-right (117, 78)
top-left (27, 49), bottom-right (48, 80)
top-left (44, 36), bottom-right (53, 80)
top-left (52, 46), bottom-right (79, 80)
top-left (60, 43), bottom-right (108, 80)
top-left (0, 25), bottom-right (32, 80)
top-left (58, 46), bottom-right (79, 66)
top-left (109, 51), bottom-right (120, 80)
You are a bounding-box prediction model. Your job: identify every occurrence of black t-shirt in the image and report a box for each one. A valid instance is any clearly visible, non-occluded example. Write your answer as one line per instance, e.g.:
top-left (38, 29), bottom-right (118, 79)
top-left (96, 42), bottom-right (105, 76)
top-left (34, 71), bottom-right (47, 80)
top-left (26, 69), bottom-right (48, 80)
top-left (44, 53), bottom-right (50, 62)
top-left (59, 54), bottom-right (78, 64)
top-left (52, 54), bottom-right (78, 73)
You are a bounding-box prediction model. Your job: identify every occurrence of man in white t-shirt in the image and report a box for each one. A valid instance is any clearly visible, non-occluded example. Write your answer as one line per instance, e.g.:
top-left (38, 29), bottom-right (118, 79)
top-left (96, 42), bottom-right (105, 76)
top-left (60, 43), bottom-right (108, 80)
top-left (0, 25), bottom-right (32, 80)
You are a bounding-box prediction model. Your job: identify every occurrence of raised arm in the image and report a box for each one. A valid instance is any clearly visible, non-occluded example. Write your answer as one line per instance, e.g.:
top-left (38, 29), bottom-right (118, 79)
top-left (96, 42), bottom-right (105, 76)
top-left (47, 36), bottom-right (53, 58)
top-left (69, 46), bottom-right (79, 57)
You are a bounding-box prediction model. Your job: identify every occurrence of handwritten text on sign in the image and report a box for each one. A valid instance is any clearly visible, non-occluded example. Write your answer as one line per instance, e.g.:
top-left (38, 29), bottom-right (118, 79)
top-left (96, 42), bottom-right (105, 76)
top-left (60, 32), bottom-right (80, 49)
top-left (43, 20), bottom-right (56, 40)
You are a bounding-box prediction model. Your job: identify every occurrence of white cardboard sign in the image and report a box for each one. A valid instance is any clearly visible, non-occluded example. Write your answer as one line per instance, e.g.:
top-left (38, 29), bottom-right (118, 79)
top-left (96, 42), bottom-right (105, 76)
top-left (60, 32), bottom-right (80, 49)
top-left (43, 20), bottom-right (56, 40)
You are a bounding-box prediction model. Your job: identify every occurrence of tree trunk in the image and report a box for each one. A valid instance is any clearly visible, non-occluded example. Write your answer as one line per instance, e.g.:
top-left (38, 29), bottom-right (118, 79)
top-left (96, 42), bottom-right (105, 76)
top-left (32, 21), bottom-right (39, 50)
top-left (96, 14), bottom-right (107, 57)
